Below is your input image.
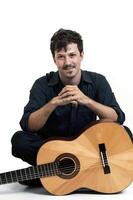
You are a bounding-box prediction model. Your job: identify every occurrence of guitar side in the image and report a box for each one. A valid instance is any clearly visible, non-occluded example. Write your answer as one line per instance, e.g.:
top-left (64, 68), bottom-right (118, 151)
top-left (37, 121), bottom-right (133, 195)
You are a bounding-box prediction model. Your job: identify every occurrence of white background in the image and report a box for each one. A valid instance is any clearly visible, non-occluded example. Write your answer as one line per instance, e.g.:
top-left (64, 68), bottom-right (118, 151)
top-left (0, 0), bottom-right (133, 199)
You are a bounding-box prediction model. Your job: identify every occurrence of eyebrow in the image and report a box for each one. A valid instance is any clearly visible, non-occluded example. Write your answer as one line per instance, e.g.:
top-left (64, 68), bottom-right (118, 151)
top-left (56, 51), bottom-right (77, 55)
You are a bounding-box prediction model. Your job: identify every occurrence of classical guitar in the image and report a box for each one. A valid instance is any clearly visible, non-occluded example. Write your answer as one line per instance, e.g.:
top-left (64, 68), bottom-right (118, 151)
top-left (0, 121), bottom-right (133, 195)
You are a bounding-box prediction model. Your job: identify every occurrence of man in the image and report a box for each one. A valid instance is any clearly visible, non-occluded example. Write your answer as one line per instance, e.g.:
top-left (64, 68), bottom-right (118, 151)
top-left (11, 28), bottom-right (125, 186)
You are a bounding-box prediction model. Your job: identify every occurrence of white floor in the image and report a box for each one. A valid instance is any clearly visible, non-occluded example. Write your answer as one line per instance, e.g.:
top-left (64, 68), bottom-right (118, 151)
top-left (0, 181), bottom-right (133, 200)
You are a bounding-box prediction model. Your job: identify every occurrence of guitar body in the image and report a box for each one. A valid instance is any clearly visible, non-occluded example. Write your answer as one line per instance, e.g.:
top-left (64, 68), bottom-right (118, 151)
top-left (37, 121), bottom-right (133, 195)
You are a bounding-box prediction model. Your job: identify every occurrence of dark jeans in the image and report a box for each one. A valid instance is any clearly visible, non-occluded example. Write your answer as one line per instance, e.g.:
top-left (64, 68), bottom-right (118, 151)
top-left (11, 131), bottom-right (45, 165)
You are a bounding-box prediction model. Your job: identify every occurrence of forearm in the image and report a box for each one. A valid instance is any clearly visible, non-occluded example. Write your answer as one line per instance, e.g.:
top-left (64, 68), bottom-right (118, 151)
top-left (28, 100), bottom-right (57, 132)
top-left (85, 98), bottom-right (118, 121)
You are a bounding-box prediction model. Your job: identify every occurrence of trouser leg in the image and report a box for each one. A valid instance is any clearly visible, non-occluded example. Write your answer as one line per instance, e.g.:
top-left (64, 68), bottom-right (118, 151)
top-left (11, 131), bottom-right (44, 165)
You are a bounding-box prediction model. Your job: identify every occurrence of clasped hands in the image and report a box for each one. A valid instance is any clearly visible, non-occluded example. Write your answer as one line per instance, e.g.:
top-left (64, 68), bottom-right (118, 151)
top-left (52, 85), bottom-right (91, 107)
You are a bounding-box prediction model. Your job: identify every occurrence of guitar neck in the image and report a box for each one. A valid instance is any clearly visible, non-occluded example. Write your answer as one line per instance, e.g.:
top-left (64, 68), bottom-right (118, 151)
top-left (0, 162), bottom-right (59, 185)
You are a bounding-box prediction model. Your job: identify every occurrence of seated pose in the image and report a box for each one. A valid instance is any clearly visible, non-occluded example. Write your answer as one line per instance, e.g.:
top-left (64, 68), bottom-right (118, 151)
top-left (11, 28), bottom-right (125, 186)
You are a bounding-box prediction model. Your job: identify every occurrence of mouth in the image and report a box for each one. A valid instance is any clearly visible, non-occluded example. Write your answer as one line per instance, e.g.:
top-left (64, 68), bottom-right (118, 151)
top-left (63, 66), bottom-right (75, 71)
top-left (65, 67), bottom-right (74, 70)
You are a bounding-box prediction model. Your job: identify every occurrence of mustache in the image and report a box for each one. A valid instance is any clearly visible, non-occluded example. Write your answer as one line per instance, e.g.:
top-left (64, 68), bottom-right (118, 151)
top-left (63, 64), bottom-right (75, 70)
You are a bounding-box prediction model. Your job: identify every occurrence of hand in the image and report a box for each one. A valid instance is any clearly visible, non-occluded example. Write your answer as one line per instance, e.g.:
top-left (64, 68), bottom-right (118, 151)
top-left (58, 85), bottom-right (91, 106)
top-left (51, 93), bottom-right (78, 107)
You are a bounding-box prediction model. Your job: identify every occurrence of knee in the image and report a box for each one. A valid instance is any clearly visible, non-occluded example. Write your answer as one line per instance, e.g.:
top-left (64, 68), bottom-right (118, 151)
top-left (11, 130), bottom-right (44, 157)
top-left (11, 130), bottom-right (30, 164)
top-left (11, 131), bottom-right (24, 147)
top-left (11, 131), bottom-right (28, 157)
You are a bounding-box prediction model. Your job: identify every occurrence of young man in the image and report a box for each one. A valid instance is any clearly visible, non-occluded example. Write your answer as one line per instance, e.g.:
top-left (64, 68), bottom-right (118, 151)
top-left (11, 28), bottom-right (125, 186)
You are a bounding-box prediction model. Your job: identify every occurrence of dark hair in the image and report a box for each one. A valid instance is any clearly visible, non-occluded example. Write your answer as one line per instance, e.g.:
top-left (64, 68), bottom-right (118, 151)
top-left (50, 28), bottom-right (83, 57)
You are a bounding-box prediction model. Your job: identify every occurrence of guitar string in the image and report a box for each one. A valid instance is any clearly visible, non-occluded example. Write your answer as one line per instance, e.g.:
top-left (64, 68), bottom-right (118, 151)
top-left (0, 157), bottom-right (102, 182)
top-left (0, 165), bottom-right (81, 183)
top-left (0, 163), bottom-right (101, 184)
top-left (0, 160), bottom-right (102, 182)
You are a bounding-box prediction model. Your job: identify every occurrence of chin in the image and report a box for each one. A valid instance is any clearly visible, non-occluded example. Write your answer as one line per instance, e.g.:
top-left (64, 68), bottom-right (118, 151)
top-left (65, 72), bottom-right (76, 79)
top-left (65, 69), bottom-right (77, 77)
top-left (60, 68), bottom-right (80, 80)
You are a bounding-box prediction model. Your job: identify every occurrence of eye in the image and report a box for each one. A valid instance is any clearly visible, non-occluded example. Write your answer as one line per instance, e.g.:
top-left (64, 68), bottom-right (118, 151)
top-left (69, 53), bottom-right (76, 58)
top-left (57, 55), bottom-right (65, 60)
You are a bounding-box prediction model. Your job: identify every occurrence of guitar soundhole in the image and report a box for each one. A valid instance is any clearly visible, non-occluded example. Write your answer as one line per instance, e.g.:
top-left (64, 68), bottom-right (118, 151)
top-left (55, 153), bottom-right (80, 179)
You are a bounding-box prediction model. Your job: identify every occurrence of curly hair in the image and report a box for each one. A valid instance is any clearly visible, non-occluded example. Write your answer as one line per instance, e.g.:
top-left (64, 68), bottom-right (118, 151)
top-left (50, 28), bottom-right (83, 57)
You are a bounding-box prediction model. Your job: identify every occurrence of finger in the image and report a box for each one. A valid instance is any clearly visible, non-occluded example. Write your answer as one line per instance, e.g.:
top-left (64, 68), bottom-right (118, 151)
top-left (59, 95), bottom-right (77, 105)
top-left (58, 85), bottom-right (77, 96)
top-left (58, 87), bottom-right (71, 96)
top-left (59, 91), bottom-right (76, 99)
top-left (71, 101), bottom-right (78, 106)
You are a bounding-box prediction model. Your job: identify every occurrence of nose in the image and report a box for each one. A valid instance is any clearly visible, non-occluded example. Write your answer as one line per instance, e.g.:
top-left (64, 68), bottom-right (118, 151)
top-left (65, 56), bottom-right (71, 66)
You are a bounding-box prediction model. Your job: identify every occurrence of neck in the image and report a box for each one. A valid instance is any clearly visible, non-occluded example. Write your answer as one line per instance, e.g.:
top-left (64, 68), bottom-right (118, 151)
top-left (59, 70), bottom-right (81, 86)
top-left (0, 162), bottom-right (60, 185)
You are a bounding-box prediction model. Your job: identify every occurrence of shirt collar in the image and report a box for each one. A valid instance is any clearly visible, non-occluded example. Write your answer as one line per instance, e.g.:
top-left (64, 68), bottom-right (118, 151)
top-left (47, 70), bottom-right (93, 86)
top-left (47, 71), bottom-right (60, 86)
top-left (81, 70), bottom-right (93, 84)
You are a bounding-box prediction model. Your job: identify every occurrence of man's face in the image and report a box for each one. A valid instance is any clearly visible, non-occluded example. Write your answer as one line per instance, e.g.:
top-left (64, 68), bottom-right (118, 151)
top-left (54, 43), bottom-right (83, 80)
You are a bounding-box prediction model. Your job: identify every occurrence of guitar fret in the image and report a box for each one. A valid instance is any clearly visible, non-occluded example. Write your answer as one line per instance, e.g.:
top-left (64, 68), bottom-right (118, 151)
top-left (1, 173), bottom-right (6, 184)
top-left (0, 175), bottom-right (4, 184)
top-left (43, 164), bottom-right (48, 176)
top-left (50, 163), bottom-right (54, 176)
top-left (54, 162), bottom-right (60, 175)
top-left (45, 163), bottom-right (55, 176)
top-left (24, 169), bottom-right (27, 179)
top-left (12, 171), bottom-right (18, 182)
top-left (5, 173), bottom-right (8, 183)
top-left (29, 167), bottom-right (35, 179)
top-left (1, 174), bottom-right (6, 184)
top-left (24, 169), bottom-right (28, 180)
top-left (10, 171), bottom-right (13, 182)
top-left (53, 162), bottom-right (58, 175)
top-left (50, 163), bottom-right (55, 176)
top-left (27, 166), bottom-right (39, 180)
top-left (38, 165), bottom-right (44, 177)
top-left (54, 162), bottom-right (59, 175)
top-left (16, 170), bottom-right (21, 181)
top-left (20, 169), bottom-right (28, 181)
top-left (36, 166), bottom-right (40, 177)
top-left (32, 166), bottom-right (36, 178)
top-left (43, 164), bottom-right (47, 176)
top-left (45, 163), bottom-right (50, 177)
top-left (5, 172), bottom-right (12, 183)
top-left (34, 167), bottom-right (37, 178)
top-left (27, 167), bottom-right (32, 180)
top-left (52, 163), bottom-right (55, 176)
top-left (49, 163), bottom-right (52, 176)
top-left (33, 166), bottom-right (39, 179)
top-left (0, 172), bottom-right (12, 184)
top-left (38, 165), bottom-right (43, 178)
top-left (20, 169), bottom-right (23, 181)
top-left (0, 161), bottom-right (57, 185)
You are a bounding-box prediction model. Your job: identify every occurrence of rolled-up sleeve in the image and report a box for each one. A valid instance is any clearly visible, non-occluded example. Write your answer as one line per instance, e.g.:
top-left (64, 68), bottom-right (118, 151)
top-left (20, 80), bottom-right (47, 131)
top-left (96, 75), bottom-right (125, 124)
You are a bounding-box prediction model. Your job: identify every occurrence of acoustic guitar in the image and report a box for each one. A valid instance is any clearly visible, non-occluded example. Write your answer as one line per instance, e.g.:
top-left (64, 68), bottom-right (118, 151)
top-left (0, 121), bottom-right (133, 195)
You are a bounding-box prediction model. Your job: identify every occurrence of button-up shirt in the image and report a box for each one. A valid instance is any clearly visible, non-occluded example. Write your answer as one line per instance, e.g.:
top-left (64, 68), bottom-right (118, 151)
top-left (20, 70), bottom-right (125, 139)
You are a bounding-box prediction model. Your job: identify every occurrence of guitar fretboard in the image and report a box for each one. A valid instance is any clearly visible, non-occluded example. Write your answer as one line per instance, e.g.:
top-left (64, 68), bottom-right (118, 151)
top-left (0, 162), bottom-right (60, 185)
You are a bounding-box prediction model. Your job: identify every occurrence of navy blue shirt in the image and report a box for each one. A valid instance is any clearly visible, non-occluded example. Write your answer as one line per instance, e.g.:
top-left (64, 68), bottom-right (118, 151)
top-left (20, 70), bottom-right (125, 139)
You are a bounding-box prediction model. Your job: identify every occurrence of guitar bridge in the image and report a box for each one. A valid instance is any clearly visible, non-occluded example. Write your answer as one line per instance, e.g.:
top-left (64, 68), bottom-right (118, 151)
top-left (99, 143), bottom-right (111, 174)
